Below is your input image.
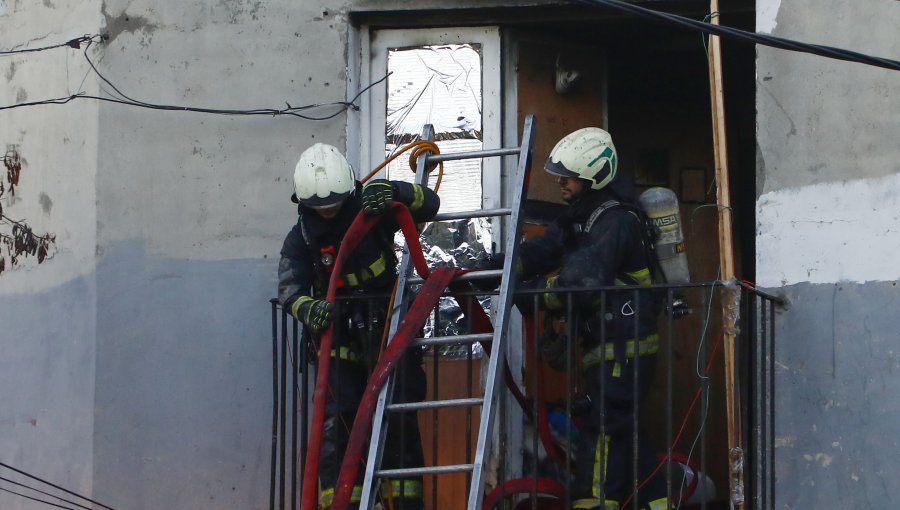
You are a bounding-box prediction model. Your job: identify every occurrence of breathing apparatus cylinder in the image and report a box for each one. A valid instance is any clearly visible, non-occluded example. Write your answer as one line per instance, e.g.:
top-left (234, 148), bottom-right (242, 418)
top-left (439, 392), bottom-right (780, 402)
top-left (638, 187), bottom-right (690, 284)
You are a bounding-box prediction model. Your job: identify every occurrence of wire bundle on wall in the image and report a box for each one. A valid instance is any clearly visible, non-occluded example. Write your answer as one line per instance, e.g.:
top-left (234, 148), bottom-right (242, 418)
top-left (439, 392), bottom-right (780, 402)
top-left (0, 34), bottom-right (388, 120)
top-left (2, 3), bottom-right (899, 120)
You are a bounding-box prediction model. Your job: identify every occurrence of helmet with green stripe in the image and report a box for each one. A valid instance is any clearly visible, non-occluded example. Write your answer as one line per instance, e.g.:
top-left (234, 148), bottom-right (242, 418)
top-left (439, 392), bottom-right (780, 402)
top-left (544, 127), bottom-right (618, 190)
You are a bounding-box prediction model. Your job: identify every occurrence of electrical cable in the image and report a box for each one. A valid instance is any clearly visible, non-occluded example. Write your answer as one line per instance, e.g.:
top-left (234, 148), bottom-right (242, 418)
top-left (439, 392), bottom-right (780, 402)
top-left (0, 475), bottom-right (93, 510)
top-left (0, 462), bottom-right (116, 510)
top-left (0, 485), bottom-right (78, 510)
top-left (574, 0), bottom-right (900, 71)
top-left (1, 35), bottom-right (391, 120)
top-left (0, 35), bottom-right (95, 56)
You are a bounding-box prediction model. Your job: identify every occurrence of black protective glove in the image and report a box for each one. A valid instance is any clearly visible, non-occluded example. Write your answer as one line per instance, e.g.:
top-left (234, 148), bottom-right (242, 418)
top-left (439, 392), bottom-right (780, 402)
top-left (540, 326), bottom-right (570, 371)
top-left (292, 296), bottom-right (335, 333)
top-left (361, 179), bottom-right (394, 216)
top-left (512, 278), bottom-right (543, 313)
top-left (469, 252), bottom-right (506, 292)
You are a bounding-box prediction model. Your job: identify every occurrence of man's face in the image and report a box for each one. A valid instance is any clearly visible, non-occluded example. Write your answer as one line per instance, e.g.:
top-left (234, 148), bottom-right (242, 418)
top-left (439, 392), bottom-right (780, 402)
top-left (557, 175), bottom-right (588, 203)
top-left (314, 202), bottom-right (343, 219)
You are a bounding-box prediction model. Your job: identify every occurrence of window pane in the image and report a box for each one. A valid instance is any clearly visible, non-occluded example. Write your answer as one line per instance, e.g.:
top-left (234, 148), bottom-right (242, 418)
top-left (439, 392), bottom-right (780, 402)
top-left (385, 44), bottom-right (483, 213)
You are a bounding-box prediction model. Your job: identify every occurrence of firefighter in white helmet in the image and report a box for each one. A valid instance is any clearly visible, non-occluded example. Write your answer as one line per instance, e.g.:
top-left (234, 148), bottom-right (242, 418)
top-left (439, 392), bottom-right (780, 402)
top-left (278, 143), bottom-right (439, 509)
top-left (515, 128), bottom-right (668, 510)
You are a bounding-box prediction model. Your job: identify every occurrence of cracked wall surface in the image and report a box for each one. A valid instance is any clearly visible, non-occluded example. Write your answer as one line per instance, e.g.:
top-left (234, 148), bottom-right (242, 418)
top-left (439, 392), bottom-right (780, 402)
top-left (1, 1), bottom-right (102, 509)
top-left (756, 0), bottom-right (900, 507)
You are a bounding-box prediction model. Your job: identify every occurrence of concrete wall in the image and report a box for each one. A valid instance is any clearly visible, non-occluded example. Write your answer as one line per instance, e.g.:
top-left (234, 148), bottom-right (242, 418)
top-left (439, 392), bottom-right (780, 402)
top-left (756, 0), bottom-right (900, 507)
top-left (91, 1), bottom-right (354, 508)
top-left (1, 0), bottom-right (350, 507)
top-left (1, 1), bottom-right (102, 508)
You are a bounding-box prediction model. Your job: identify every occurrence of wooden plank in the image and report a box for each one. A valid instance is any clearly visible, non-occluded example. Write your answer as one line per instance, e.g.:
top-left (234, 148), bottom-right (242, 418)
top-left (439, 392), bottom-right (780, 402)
top-left (706, 1), bottom-right (744, 508)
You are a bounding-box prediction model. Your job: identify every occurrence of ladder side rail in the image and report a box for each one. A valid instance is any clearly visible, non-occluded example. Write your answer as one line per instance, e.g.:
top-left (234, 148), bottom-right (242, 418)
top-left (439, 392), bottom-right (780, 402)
top-left (467, 114), bottom-right (536, 509)
top-left (424, 146), bottom-right (519, 164)
top-left (359, 124), bottom-right (436, 510)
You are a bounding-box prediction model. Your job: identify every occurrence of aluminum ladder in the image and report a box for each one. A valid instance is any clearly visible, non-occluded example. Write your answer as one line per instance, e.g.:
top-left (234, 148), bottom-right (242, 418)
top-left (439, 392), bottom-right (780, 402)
top-left (358, 114), bottom-right (536, 510)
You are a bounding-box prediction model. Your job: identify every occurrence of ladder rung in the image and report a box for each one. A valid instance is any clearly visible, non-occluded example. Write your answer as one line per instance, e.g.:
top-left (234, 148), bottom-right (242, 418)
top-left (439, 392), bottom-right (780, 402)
top-left (408, 269), bottom-right (502, 285)
top-left (387, 397), bottom-right (483, 412)
top-left (377, 464), bottom-right (474, 478)
top-left (433, 207), bottom-right (512, 222)
top-left (412, 332), bottom-right (493, 347)
top-left (424, 147), bottom-right (520, 164)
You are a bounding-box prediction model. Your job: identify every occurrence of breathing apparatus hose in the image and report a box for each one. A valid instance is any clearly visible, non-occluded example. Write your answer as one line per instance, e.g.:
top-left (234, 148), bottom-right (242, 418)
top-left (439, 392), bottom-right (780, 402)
top-left (360, 140), bottom-right (445, 193)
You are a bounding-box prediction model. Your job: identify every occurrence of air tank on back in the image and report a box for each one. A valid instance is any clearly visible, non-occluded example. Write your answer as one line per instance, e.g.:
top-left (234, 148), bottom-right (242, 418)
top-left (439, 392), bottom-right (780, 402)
top-left (638, 187), bottom-right (690, 284)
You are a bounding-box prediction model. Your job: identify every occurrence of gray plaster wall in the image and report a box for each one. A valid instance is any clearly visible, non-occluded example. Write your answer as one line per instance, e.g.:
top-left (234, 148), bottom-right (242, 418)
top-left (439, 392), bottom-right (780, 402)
top-left (0, 276), bottom-right (97, 510)
top-left (774, 281), bottom-right (900, 508)
top-left (91, 2), bottom-right (350, 508)
top-left (1, 1), bottom-right (102, 508)
top-left (756, 0), bottom-right (900, 507)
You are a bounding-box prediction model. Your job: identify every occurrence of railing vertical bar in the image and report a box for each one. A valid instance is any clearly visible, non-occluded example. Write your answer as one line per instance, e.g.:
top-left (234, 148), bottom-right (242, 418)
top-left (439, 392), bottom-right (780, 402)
top-left (279, 310), bottom-right (288, 510)
top-left (761, 295), bottom-right (767, 509)
top-left (565, 292), bottom-right (575, 509)
top-left (598, 290), bottom-right (606, 510)
top-left (768, 297), bottom-right (777, 508)
top-left (291, 319), bottom-right (299, 510)
top-left (464, 295), bottom-right (474, 495)
top-left (631, 287), bottom-right (640, 510)
top-left (665, 289), bottom-right (674, 507)
top-left (300, 326), bottom-right (310, 507)
top-left (700, 288), bottom-right (709, 510)
top-left (432, 301), bottom-right (440, 510)
top-left (270, 302), bottom-right (279, 510)
top-left (752, 292), bottom-right (760, 508)
top-left (531, 304), bottom-right (540, 510)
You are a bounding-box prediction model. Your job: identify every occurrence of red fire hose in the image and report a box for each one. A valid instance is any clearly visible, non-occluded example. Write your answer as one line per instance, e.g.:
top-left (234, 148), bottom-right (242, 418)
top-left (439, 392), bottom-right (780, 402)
top-left (331, 266), bottom-right (460, 509)
top-left (300, 203), bottom-right (432, 510)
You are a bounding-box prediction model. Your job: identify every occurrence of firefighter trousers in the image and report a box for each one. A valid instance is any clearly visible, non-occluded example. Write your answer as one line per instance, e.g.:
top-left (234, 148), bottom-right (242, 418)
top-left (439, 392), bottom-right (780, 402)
top-left (573, 354), bottom-right (667, 510)
top-left (320, 347), bottom-right (426, 510)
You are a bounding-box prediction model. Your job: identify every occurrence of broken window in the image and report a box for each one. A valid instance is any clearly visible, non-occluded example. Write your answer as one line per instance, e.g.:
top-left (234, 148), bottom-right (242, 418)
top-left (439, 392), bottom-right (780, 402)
top-left (384, 43), bottom-right (484, 213)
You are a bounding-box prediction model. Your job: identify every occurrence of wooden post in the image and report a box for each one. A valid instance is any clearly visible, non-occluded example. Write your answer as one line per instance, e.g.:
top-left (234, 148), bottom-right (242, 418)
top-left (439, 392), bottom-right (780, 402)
top-left (706, 1), bottom-right (744, 508)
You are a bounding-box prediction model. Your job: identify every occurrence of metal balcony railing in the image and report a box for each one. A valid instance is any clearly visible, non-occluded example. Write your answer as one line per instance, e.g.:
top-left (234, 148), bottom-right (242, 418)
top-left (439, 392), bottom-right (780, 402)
top-left (268, 280), bottom-right (783, 510)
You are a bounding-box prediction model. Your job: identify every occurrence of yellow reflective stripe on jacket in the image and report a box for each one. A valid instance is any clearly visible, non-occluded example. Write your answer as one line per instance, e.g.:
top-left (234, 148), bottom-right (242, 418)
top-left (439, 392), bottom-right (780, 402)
top-left (380, 479), bottom-right (423, 499)
top-left (344, 253), bottom-right (389, 287)
top-left (592, 434), bottom-right (612, 499)
top-left (647, 496), bottom-right (671, 510)
top-left (573, 498), bottom-right (619, 510)
top-left (542, 275), bottom-right (564, 311)
top-left (625, 267), bottom-right (652, 286)
top-left (330, 346), bottom-right (359, 362)
top-left (410, 184), bottom-right (425, 210)
top-left (582, 334), bottom-right (660, 368)
top-left (320, 485), bottom-right (363, 509)
top-left (290, 295), bottom-right (314, 320)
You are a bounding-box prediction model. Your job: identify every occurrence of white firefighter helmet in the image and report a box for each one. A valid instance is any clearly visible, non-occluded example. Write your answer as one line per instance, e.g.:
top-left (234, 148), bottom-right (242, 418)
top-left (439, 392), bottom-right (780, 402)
top-left (292, 143), bottom-right (355, 208)
top-left (544, 127), bottom-right (618, 190)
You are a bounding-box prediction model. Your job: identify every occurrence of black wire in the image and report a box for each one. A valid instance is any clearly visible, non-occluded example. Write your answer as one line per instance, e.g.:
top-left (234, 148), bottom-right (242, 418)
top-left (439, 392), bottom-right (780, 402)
top-left (1, 36), bottom-right (390, 120)
top-left (0, 476), bottom-right (93, 510)
top-left (79, 39), bottom-right (387, 120)
top-left (574, 0), bottom-right (900, 71)
top-left (0, 462), bottom-right (116, 510)
top-left (0, 35), bottom-right (95, 56)
top-left (0, 485), bottom-right (79, 510)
